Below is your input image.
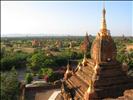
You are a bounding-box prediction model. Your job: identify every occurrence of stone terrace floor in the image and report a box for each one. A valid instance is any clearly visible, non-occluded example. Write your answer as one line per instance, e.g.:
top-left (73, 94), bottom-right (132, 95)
top-left (25, 89), bottom-right (60, 100)
top-left (35, 89), bottom-right (60, 100)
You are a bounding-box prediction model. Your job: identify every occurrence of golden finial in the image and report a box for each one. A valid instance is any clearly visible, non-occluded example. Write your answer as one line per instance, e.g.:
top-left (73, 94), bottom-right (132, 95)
top-left (87, 80), bottom-right (94, 93)
top-left (64, 61), bottom-right (72, 80)
top-left (100, 1), bottom-right (107, 36)
top-left (84, 53), bottom-right (87, 59)
top-left (66, 62), bottom-right (70, 72)
top-left (78, 63), bottom-right (81, 71)
top-left (82, 53), bottom-right (88, 66)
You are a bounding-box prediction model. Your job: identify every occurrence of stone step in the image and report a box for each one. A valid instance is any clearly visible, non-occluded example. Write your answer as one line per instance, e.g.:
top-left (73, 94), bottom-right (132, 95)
top-left (95, 83), bottom-right (133, 98)
top-left (99, 69), bottom-right (126, 78)
top-left (94, 76), bottom-right (133, 88)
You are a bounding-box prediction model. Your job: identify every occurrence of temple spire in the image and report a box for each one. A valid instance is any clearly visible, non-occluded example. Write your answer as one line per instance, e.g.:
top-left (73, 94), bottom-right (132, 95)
top-left (100, 2), bottom-right (107, 35)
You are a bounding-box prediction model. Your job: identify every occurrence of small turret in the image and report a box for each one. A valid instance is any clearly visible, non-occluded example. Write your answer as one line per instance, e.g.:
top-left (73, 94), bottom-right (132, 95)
top-left (78, 62), bottom-right (82, 71)
top-left (66, 63), bottom-right (71, 74)
top-left (84, 80), bottom-right (97, 100)
top-left (87, 80), bottom-right (94, 93)
top-left (82, 53), bottom-right (88, 66)
top-left (64, 62), bottom-right (72, 80)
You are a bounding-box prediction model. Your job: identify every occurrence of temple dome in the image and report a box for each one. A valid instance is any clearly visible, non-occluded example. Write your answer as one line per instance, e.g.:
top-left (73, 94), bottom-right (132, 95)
top-left (91, 33), bottom-right (117, 63)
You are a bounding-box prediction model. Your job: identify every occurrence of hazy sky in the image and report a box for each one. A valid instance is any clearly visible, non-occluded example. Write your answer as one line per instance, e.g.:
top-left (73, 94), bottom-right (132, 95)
top-left (1, 1), bottom-right (133, 37)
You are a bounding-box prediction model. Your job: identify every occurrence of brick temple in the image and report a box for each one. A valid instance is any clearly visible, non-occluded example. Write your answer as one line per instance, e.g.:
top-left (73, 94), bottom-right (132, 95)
top-left (56, 5), bottom-right (133, 100)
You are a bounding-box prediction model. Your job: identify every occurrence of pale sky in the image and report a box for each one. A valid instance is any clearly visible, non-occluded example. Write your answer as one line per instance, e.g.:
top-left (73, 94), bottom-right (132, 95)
top-left (1, 1), bottom-right (133, 37)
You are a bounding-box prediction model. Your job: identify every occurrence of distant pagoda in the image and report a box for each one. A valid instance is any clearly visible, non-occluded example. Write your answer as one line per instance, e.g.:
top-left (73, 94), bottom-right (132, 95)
top-left (55, 40), bottom-right (62, 48)
top-left (80, 32), bottom-right (90, 55)
top-left (58, 4), bottom-right (133, 100)
top-left (32, 40), bottom-right (42, 47)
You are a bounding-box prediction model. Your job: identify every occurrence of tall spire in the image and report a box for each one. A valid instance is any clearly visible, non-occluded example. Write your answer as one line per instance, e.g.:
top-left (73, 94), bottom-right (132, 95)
top-left (100, 2), bottom-right (107, 35)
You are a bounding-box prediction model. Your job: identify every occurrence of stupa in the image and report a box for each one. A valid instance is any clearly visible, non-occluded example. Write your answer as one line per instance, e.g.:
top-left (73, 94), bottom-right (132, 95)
top-left (80, 32), bottom-right (90, 54)
top-left (59, 4), bottom-right (133, 100)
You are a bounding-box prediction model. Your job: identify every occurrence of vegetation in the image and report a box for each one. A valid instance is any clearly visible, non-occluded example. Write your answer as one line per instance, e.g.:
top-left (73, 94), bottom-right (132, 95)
top-left (0, 68), bottom-right (19, 100)
top-left (115, 38), bottom-right (133, 70)
top-left (27, 52), bottom-right (45, 71)
top-left (38, 68), bottom-right (53, 79)
top-left (48, 72), bottom-right (64, 82)
top-left (1, 52), bottom-right (28, 71)
top-left (25, 73), bottom-right (33, 84)
top-left (117, 51), bottom-right (133, 70)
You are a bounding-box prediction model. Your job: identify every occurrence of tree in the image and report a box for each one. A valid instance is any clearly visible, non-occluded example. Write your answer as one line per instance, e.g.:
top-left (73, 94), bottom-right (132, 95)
top-left (1, 56), bottom-right (14, 71)
top-left (48, 72), bottom-right (64, 82)
top-left (27, 52), bottom-right (45, 71)
top-left (38, 68), bottom-right (54, 80)
top-left (44, 59), bottom-right (57, 68)
top-left (41, 68), bottom-right (53, 77)
top-left (54, 56), bottom-right (67, 66)
top-left (1, 47), bottom-right (6, 58)
top-left (62, 50), bottom-right (83, 60)
top-left (0, 68), bottom-right (19, 100)
top-left (117, 50), bottom-right (133, 70)
top-left (1, 52), bottom-right (28, 71)
top-left (128, 51), bottom-right (133, 70)
top-left (25, 73), bottom-right (33, 84)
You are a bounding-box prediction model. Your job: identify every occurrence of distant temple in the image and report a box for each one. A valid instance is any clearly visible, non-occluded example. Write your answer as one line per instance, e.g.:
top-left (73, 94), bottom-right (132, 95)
top-left (55, 40), bottom-right (62, 48)
top-left (32, 40), bottom-right (41, 47)
top-left (80, 32), bottom-right (90, 54)
top-left (57, 4), bottom-right (133, 100)
top-left (69, 41), bottom-right (73, 49)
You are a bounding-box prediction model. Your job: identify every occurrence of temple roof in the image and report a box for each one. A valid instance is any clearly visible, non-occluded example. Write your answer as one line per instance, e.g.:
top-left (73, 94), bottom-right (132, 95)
top-left (91, 7), bottom-right (117, 63)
